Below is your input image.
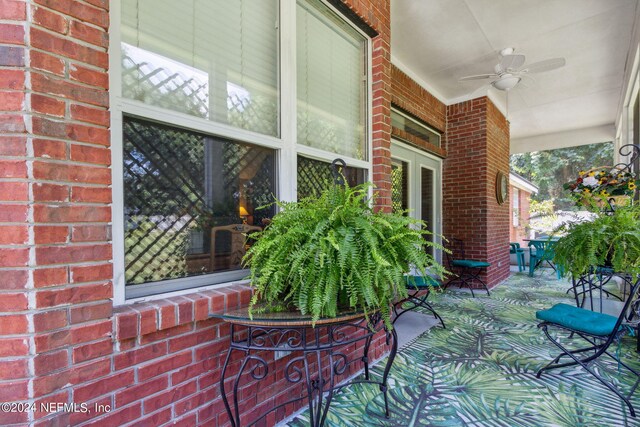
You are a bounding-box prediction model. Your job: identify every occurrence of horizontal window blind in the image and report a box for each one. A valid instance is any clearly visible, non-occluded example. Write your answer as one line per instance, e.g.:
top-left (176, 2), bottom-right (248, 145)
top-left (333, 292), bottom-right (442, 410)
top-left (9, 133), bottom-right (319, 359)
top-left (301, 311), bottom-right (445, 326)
top-left (296, 0), bottom-right (367, 160)
top-left (121, 0), bottom-right (279, 136)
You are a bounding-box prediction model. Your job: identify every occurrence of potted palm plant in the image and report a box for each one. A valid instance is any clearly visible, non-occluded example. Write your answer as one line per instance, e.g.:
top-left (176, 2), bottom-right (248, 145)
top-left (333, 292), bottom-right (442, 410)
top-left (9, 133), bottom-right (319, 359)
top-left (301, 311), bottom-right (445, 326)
top-left (243, 182), bottom-right (446, 327)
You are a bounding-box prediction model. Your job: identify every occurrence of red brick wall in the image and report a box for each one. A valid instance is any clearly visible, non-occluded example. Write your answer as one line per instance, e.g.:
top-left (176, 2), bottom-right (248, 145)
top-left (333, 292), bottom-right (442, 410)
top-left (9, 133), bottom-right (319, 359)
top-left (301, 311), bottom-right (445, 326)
top-left (485, 100), bottom-right (511, 285)
top-left (390, 65), bottom-right (446, 158)
top-left (443, 97), bottom-right (510, 287)
top-left (1, 0), bottom-right (112, 424)
top-left (366, 1), bottom-right (393, 212)
top-left (0, 1), bottom-right (393, 426)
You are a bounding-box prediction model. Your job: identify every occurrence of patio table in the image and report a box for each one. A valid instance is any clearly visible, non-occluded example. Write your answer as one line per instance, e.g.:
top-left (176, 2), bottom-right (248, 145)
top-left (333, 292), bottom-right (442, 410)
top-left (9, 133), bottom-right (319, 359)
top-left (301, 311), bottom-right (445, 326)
top-left (211, 307), bottom-right (398, 427)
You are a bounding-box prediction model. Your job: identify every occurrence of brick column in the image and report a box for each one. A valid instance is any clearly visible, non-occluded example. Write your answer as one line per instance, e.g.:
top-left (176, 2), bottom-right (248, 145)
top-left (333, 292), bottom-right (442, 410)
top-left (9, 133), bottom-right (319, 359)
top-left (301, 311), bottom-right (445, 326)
top-left (0, 2), bottom-right (34, 425)
top-left (1, 1), bottom-right (111, 424)
top-left (443, 97), bottom-right (511, 287)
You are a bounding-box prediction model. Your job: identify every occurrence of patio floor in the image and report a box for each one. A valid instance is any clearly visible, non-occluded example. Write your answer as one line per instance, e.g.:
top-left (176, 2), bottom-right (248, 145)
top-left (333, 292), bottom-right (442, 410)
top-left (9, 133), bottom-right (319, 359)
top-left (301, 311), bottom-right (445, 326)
top-left (282, 270), bottom-right (640, 426)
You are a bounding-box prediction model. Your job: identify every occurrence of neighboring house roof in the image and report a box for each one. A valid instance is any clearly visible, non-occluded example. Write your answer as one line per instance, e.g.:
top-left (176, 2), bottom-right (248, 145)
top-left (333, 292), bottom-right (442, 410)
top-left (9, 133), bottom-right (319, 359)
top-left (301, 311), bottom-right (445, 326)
top-left (509, 172), bottom-right (539, 194)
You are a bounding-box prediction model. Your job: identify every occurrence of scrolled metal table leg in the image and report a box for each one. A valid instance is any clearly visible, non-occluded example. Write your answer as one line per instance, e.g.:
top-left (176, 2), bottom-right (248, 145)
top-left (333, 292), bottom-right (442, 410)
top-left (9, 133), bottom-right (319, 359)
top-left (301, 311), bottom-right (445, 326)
top-left (380, 326), bottom-right (398, 418)
top-left (362, 334), bottom-right (372, 380)
top-left (220, 343), bottom-right (240, 427)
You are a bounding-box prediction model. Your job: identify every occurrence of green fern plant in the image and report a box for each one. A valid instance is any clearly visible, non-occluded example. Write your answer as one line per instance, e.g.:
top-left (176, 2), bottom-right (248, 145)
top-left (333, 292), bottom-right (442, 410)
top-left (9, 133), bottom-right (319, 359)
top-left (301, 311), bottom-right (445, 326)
top-left (243, 182), bottom-right (447, 328)
top-left (553, 205), bottom-right (640, 277)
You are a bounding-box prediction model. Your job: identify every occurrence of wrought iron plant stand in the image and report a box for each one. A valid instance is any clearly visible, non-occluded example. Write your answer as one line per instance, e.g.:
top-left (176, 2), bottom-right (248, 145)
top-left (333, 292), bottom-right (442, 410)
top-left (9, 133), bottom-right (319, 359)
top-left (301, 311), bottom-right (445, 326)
top-left (212, 308), bottom-right (398, 427)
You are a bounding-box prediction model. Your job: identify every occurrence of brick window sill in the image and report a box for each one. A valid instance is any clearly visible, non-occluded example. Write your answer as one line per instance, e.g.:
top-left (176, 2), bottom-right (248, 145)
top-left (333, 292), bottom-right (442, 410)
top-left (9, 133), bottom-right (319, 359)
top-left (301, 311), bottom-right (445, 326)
top-left (112, 284), bottom-right (253, 342)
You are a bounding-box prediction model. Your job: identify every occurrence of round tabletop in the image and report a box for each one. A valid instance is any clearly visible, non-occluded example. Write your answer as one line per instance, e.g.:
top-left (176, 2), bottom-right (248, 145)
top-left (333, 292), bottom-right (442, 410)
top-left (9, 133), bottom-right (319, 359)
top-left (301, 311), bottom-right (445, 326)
top-left (211, 305), bottom-right (372, 327)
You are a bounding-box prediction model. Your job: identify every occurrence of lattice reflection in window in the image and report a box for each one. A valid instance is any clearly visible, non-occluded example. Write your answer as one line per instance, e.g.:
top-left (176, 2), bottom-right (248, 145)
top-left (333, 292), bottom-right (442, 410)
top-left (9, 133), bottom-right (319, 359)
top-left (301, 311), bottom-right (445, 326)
top-left (391, 160), bottom-right (408, 214)
top-left (123, 117), bottom-right (275, 286)
top-left (121, 43), bottom-right (278, 137)
top-left (297, 156), bottom-right (366, 199)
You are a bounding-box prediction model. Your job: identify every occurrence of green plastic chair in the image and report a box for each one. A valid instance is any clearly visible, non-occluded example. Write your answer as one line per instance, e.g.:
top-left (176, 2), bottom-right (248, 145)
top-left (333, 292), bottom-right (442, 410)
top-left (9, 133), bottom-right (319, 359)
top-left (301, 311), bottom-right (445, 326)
top-left (528, 239), bottom-right (562, 279)
top-left (509, 242), bottom-right (525, 272)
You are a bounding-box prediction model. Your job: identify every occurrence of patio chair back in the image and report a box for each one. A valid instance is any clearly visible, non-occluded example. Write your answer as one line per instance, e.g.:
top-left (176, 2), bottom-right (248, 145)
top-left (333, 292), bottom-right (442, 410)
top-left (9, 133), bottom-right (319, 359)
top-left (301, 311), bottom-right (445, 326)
top-left (528, 239), bottom-right (555, 261)
top-left (444, 238), bottom-right (465, 266)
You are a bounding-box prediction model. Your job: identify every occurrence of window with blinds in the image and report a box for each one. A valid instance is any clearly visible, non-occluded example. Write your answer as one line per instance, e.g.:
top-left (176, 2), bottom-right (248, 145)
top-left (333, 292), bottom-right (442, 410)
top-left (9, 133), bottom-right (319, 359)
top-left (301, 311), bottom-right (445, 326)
top-left (120, 0), bottom-right (279, 137)
top-left (296, 0), bottom-right (367, 160)
top-left (114, 0), bottom-right (371, 299)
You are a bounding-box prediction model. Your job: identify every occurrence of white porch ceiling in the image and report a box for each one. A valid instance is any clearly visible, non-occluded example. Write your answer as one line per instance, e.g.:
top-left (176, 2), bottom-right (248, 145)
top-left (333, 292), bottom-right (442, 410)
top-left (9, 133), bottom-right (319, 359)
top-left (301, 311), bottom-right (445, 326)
top-left (391, 0), bottom-right (639, 150)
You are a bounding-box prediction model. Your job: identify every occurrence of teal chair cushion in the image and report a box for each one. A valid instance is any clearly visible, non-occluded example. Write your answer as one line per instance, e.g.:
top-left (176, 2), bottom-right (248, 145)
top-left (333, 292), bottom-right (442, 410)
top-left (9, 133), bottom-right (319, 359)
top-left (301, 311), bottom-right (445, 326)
top-left (404, 275), bottom-right (441, 290)
top-left (536, 303), bottom-right (618, 336)
top-left (452, 260), bottom-right (491, 268)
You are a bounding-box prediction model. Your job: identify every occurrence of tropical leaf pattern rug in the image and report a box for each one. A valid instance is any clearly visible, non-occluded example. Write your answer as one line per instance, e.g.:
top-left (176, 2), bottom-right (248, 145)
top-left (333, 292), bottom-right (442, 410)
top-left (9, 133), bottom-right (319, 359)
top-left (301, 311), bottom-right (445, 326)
top-left (284, 271), bottom-right (640, 427)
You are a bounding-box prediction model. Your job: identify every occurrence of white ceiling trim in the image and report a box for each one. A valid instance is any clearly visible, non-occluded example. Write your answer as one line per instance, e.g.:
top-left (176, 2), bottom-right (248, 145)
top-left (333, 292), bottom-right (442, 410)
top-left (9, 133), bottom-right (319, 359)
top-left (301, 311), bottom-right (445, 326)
top-left (511, 124), bottom-right (615, 154)
top-left (616, 5), bottom-right (640, 133)
top-left (393, 56), bottom-right (509, 119)
top-left (391, 55), bottom-right (447, 104)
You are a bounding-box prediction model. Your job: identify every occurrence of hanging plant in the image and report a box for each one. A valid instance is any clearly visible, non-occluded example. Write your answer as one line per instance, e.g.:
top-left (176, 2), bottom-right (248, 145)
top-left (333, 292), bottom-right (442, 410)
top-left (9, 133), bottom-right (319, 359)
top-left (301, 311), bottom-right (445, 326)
top-left (242, 182), bottom-right (447, 328)
top-left (563, 167), bottom-right (638, 211)
top-left (553, 205), bottom-right (640, 277)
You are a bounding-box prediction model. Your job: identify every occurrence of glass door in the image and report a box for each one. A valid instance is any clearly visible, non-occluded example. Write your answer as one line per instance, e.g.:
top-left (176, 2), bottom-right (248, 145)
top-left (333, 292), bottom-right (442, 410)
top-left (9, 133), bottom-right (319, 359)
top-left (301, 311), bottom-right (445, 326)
top-left (391, 142), bottom-right (442, 263)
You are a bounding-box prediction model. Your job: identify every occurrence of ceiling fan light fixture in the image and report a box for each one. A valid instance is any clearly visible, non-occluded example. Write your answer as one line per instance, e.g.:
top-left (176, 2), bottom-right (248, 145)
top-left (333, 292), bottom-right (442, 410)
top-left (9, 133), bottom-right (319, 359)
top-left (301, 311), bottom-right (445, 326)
top-left (492, 75), bottom-right (521, 91)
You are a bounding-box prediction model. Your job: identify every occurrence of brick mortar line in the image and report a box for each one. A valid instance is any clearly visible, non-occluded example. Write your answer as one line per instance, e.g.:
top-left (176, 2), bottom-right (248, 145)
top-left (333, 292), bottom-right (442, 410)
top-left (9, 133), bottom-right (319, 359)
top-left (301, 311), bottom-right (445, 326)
top-left (28, 156), bottom-right (112, 167)
top-left (28, 46), bottom-right (107, 73)
top-left (28, 71), bottom-right (110, 94)
top-left (29, 20), bottom-right (108, 53)
top-left (28, 108), bottom-right (110, 128)
top-left (21, 4), bottom-right (39, 414)
top-left (31, 1), bottom-right (109, 24)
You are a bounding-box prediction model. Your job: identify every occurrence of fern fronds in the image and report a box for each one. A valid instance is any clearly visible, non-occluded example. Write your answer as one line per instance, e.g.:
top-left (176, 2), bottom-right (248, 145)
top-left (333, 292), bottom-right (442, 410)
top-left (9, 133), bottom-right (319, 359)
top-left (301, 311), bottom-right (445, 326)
top-left (243, 182), bottom-right (448, 327)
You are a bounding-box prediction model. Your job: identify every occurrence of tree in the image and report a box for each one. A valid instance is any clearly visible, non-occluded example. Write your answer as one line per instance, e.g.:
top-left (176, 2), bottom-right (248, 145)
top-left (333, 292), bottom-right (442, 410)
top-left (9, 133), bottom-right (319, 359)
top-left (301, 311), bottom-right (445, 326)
top-left (510, 142), bottom-right (613, 210)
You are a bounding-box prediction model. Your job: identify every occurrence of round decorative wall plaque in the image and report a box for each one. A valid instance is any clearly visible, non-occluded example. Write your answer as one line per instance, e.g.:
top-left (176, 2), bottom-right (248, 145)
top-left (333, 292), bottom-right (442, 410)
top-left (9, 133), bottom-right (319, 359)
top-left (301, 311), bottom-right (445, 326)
top-left (496, 171), bottom-right (508, 205)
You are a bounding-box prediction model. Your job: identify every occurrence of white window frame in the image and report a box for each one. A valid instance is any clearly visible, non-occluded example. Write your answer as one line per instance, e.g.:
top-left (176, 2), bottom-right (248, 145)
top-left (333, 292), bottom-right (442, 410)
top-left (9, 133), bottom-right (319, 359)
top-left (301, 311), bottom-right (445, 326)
top-left (110, 0), bottom-right (372, 305)
top-left (390, 106), bottom-right (441, 148)
top-left (512, 188), bottom-right (520, 227)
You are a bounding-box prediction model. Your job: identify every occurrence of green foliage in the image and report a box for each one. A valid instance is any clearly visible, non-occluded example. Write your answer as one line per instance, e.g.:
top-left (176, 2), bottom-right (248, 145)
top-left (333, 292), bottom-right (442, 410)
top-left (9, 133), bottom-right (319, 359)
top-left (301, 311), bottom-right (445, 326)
top-left (553, 205), bottom-right (640, 277)
top-left (243, 182), bottom-right (447, 328)
top-left (510, 142), bottom-right (613, 210)
top-left (529, 199), bottom-right (554, 216)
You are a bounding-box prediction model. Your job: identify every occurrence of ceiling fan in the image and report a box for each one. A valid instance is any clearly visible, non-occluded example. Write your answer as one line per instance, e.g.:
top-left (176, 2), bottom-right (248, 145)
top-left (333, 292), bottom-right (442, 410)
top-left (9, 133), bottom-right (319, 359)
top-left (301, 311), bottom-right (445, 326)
top-left (459, 47), bottom-right (566, 92)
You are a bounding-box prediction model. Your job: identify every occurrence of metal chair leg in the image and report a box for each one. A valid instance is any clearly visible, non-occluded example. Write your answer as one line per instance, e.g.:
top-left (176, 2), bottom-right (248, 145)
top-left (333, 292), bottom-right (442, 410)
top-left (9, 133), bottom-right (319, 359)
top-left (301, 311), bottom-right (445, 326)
top-left (537, 323), bottom-right (640, 418)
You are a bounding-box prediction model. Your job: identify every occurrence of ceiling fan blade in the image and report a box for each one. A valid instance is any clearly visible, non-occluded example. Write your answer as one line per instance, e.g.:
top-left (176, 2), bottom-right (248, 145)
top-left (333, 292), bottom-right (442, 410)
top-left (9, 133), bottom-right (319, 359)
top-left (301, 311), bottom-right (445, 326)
top-left (499, 54), bottom-right (525, 71)
top-left (518, 74), bottom-right (536, 89)
top-left (521, 57), bottom-right (566, 74)
top-left (459, 73), bottom-right (498, 82)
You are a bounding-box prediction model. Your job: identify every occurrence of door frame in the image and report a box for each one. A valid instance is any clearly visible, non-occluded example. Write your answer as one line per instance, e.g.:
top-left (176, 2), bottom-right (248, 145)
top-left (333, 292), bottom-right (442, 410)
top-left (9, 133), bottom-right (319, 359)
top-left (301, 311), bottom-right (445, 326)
top-left (390, 140), bottom-right (443, 264)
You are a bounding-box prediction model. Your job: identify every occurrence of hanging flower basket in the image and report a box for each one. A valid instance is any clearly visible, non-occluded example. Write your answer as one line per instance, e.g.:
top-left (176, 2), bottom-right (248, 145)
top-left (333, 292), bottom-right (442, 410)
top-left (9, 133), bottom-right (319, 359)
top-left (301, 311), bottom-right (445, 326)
top-left (564, 166), bottom-right (637, 210)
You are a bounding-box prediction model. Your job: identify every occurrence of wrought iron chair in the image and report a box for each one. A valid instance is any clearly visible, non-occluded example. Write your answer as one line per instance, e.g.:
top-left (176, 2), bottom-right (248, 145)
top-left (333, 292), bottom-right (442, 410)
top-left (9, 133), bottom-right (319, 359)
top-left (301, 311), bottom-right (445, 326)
top-left (536, 273), bottom-right (640, 417)
top-left (444, 238), bottom-right (490, 297)
top-left (510, 242), bottom-right (525, 272)
top-left (393, 275), bottom-right (445, 328)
